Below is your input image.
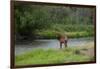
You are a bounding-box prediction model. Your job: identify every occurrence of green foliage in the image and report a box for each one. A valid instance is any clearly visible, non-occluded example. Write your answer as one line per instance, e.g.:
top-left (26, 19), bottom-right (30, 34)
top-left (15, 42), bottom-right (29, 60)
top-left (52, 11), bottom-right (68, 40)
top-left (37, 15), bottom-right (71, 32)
top-left (35, 24), bottom-right (94, 38)
top-left (15, 4), bottom-right (52, 39)
top-left (15, 47), bottom-right (94, 65)
top-left (14, 4), bottom-right (95, 40)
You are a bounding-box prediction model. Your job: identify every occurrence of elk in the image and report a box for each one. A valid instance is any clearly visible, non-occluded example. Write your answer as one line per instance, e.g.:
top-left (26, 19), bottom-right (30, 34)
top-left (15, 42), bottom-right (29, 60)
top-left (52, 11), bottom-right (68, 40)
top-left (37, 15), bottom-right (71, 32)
top-left (55, 31), bottom-right (68, 49)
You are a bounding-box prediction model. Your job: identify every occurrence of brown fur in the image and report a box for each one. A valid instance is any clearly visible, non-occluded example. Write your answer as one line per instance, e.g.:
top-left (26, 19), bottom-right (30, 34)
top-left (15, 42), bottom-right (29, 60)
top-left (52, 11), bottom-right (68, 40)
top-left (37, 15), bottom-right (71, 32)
top-left (59, 35), bottom-right (68, 48)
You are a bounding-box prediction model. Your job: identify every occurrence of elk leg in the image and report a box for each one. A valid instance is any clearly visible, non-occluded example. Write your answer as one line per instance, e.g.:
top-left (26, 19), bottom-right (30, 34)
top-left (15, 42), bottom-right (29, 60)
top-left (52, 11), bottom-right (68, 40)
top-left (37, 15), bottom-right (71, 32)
top-left (60, 42), bottom-right (62, 49)
top-left (65, 40), bottom-right (67, 48)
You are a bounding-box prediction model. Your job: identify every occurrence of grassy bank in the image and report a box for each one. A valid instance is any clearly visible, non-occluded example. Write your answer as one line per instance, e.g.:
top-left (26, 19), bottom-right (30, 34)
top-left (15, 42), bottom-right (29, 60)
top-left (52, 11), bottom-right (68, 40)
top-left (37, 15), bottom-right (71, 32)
top-left (15, 42), bottom-right (94, 65)
top-left (36, 30), bottom-right (94, 39)
top-left (35, 24), bottom-right (94, 39)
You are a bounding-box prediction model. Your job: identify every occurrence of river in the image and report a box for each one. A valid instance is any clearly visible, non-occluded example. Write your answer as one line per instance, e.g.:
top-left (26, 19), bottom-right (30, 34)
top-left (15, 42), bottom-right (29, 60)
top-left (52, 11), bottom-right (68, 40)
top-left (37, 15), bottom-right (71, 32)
top-left (15, 37), bottom-right (94, 55)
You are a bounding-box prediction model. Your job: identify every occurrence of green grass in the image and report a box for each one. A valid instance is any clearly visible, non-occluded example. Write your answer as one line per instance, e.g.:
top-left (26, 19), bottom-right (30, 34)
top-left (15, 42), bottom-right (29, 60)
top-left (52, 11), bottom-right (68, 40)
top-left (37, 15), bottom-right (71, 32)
top-left (36, 30), bottom-right (94, 39)
top-left (35, 24), bottom-right (94, 39)
top-left (15, 47), bottom-right (94, 66)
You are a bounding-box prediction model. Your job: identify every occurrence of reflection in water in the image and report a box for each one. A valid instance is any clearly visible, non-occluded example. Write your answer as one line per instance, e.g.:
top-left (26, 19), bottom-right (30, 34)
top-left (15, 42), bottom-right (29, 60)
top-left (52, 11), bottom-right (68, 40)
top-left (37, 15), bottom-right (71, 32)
top-left (15, 37), bottom-right (94, 55)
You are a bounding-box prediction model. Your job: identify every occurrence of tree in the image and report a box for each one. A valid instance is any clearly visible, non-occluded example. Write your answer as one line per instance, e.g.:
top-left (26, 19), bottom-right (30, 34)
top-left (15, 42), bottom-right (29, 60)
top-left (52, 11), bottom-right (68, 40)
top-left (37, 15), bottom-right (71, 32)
top-left (15, 4), bottom-right (51, 40)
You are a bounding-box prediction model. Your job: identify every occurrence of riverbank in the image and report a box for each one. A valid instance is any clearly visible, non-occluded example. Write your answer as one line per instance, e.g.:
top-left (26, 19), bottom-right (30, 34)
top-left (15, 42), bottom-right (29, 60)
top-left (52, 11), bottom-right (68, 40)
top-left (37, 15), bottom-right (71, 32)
top-left (15, 42), bottom-right (95, 66)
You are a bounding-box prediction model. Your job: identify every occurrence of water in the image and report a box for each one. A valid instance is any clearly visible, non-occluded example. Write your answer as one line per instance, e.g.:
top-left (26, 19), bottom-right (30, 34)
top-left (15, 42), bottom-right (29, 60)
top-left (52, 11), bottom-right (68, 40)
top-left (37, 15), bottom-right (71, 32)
top-left (15, 37), bottom-right (94, 55)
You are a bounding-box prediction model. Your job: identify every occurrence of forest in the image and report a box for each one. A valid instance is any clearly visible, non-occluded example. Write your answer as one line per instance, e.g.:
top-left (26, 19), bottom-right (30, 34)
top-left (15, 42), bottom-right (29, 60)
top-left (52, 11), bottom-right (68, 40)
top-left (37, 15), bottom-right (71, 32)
top-left (14, 4), bottom-right (95, 41)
